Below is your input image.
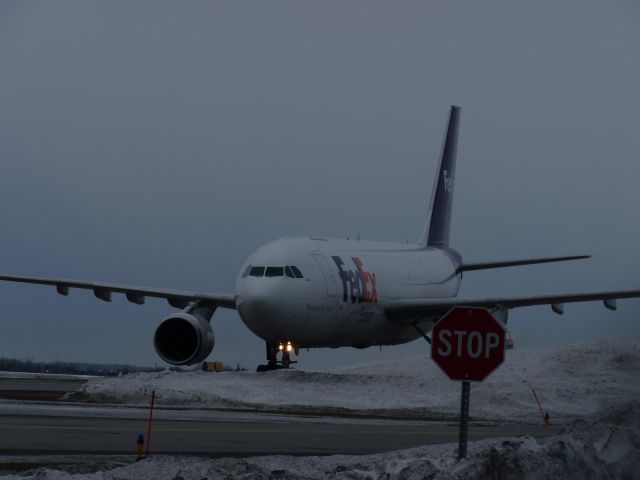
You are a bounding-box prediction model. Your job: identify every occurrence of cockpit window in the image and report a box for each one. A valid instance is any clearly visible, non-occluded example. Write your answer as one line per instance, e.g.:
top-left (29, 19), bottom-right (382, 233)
top-left (265, 266), bottom-right (284, 277)
top-left (290, 266), bottom-right (304, 278)
top-left (250, 266), bottom-right (302, 279)
top-left (249, 266), bottom-right (265, 277)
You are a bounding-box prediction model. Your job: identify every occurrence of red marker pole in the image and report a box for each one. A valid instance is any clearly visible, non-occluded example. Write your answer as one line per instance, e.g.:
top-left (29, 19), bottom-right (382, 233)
top-left (145, 390), bottom-right (156, 457)
top-left (532, 388), bottom-right (546, 423)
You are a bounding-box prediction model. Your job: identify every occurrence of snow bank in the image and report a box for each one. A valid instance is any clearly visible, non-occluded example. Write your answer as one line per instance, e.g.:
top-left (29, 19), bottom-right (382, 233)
top-left (69, 341), bottom-right (640, 422)
top-left (3, 401), bottom-right (639, 479)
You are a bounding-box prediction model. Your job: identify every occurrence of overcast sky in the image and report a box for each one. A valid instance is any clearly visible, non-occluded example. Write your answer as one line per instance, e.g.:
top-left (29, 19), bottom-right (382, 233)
top-left (0, 1), bottom-right (638, 369)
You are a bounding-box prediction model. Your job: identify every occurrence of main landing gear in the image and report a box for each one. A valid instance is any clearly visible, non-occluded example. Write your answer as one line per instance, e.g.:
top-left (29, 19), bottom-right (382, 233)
top-left (256, 341), bottom-right (298, 372)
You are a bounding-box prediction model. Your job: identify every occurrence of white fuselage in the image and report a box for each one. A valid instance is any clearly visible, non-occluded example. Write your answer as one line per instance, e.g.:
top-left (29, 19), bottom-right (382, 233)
top-left (235, 237), bottom-right (461, 348)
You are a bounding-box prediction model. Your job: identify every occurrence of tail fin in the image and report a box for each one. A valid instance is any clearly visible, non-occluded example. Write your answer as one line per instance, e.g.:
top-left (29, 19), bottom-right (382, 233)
top-left (418, 105), bottom-right (461, 248)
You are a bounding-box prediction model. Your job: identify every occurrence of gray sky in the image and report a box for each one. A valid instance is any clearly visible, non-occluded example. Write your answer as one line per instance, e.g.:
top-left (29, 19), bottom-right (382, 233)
top-left (0, 1), bottom-right (638, 369)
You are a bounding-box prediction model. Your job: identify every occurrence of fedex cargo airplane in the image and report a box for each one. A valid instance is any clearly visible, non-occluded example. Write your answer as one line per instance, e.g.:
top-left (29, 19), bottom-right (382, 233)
top-left (2, 106), bottom-right (639, 371)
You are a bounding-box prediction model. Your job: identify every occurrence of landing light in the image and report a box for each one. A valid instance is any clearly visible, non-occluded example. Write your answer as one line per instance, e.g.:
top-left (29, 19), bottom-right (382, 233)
top-left (286, 341), bottom-right (293, 352)
top-left (278, 343), bottom-right (284, 351)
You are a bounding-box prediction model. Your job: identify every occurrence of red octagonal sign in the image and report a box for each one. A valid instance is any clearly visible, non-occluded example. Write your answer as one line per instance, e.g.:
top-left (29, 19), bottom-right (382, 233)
top-left (431, 307), bottom-right (506, 381)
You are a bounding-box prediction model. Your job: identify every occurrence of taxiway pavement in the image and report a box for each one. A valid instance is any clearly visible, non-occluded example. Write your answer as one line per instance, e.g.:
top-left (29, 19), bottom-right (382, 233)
top-left (0, 374), bottom-right (556, 457)
top-left (0, 402), bottom-right (556, 456)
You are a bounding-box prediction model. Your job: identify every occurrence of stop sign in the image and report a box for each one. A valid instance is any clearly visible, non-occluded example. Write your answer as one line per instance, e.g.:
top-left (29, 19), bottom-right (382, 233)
top-left (431, 307), bottom-right (506, 381)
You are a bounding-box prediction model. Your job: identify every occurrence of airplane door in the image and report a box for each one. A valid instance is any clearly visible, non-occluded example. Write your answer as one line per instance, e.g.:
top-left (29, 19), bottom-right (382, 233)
top-left (311, 253), bottom-right (337, 297)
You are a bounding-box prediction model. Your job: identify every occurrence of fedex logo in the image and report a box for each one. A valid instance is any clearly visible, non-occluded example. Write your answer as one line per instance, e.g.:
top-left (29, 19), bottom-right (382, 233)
top-left (331, 256), bottom-right (378, 304)
top-left (443, 169), bottom-right (453, 193)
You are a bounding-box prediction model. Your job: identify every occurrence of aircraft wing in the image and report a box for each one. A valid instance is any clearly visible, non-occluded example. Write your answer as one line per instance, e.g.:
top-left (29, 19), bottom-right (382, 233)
top-left (456, 254), bottom-right (590, 273)
top-left (0, 274), bottom-right (237, 310)
top-left (385, 288), bottom-right (640, 324)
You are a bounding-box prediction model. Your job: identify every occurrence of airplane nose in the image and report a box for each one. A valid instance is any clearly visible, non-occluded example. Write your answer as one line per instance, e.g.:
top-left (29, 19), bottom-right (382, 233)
top-left (239, 294), bottom-right (277, 320)
top-left (237, 280), bottom-right (286, 327)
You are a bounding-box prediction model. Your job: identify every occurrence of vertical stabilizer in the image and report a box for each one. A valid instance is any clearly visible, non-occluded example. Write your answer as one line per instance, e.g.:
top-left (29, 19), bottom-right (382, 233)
top-left (418, 105), bottom-right (460, 248)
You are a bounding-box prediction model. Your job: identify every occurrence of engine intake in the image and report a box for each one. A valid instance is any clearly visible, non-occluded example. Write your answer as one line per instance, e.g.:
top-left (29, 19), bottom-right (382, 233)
top-left (153, 312), bottom-right (214, 365)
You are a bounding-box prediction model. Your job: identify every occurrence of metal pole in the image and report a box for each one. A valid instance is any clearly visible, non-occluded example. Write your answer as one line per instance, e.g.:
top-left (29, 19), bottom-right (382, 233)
top-left (458, 381), bottom-right (470, 460)
top-left (145, 390), bottom-right (155, 457)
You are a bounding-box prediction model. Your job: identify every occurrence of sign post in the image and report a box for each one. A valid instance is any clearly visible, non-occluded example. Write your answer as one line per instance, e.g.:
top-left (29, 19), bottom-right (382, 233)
top-left (458, 381), bottom-right (470, 459)
top-left (431, 307), bottom-right (506, 460)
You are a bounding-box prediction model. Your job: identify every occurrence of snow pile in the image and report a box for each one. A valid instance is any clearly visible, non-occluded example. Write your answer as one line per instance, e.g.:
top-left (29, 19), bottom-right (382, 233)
top-left (3, 401), bottom-right (639, 479)
top-left (69, 341), bottom-right (640, 422)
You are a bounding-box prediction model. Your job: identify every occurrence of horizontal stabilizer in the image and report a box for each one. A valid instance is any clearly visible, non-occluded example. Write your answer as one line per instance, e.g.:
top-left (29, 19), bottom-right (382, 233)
top-left (456, 255), bottom-right (590, 273)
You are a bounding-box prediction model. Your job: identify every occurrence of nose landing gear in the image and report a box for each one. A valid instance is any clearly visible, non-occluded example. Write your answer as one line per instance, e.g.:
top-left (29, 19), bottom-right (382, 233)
top-left (256, 340), bottom-right (298, 372)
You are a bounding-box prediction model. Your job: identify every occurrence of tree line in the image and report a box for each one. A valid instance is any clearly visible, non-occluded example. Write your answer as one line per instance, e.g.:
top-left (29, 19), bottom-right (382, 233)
top-left (0, 356), bottom-right (164, 376)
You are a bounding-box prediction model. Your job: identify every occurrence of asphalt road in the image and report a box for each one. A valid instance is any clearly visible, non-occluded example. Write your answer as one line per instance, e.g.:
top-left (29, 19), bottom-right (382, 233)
top-left (0, 374), bottom-right (557, 457)
top-left (0, 376), bottom-right (87, 401)
top-left (0, 403), bottom-right (557, 456)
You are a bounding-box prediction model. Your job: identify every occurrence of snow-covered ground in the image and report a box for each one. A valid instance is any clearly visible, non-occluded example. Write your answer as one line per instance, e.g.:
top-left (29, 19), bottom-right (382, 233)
top-left (2, 341), bottom-right (639, 479)
top-left (70, 340), bottom-right (640, 423)
top-left (2, 401), bottom-right (639, 479)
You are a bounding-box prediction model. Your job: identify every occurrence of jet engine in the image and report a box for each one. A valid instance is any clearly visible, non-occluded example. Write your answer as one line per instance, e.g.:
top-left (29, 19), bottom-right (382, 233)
top-left (153, 311), bottom-right (215, 365)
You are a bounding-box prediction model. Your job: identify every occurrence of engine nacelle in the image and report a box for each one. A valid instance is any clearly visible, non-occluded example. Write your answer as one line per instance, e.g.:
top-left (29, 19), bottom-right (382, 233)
top-left (153, 312), bottom-right (215, 365)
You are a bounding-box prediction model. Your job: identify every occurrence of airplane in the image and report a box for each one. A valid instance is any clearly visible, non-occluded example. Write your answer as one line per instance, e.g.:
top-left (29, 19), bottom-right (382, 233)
top-left (2, 105), bottom-right (639, 371)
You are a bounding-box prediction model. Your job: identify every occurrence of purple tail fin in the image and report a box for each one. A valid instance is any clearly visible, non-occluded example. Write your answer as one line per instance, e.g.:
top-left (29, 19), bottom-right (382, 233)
top-left (418, 105), bottom-right (460, 248)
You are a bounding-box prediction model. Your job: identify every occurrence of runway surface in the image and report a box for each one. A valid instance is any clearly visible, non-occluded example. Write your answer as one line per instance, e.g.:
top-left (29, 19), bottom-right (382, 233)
top-left (0, 374), bottom-right (557, 457)
top-left (0, 375), bottom-right (87, 401)
top-left (0, 402), bottom-right (556, 456)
